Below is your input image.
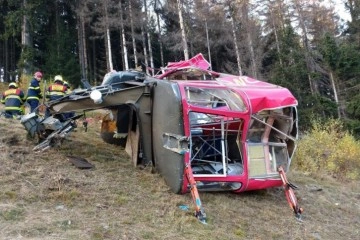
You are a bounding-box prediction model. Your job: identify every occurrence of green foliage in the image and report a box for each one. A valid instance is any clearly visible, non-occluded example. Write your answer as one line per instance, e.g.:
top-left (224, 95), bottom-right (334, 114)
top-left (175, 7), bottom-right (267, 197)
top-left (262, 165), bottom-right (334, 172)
top-left (343, 118), bottom-right (360, 140)
top-left (346, 93), bottom-right (360, 118)
top-left (18, 45), bottom-right (35, 73)
top-left (43, 23), bottom-right (80, 87)
top-left (297, 94), bottom-right (338, 130)
top-left (1, 0), bottom-right (360, 137)
top-left (337, 43), bottom-right (360, 80)
top-left (319, 33), bottom-right (339, 70)
top-left (294, 119), bottom-right (360, 180)
top-left (268, 25), bottom-right (309, 97)
top-left (266, 26), bottom-right (341, 130)
top-left (269, 30), bottom-right (354, 132)
top-left (3, 5), bottom-right (22, 38)
top-left (344, 0), bottom-right (360, 49)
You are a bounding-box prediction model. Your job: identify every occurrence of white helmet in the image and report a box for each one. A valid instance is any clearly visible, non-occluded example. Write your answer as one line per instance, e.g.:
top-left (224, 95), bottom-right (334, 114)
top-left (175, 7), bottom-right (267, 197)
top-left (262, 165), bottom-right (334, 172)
top-left (54, 75), bottom-right (63, 83)
top-left (9, 82), bottom-right (18, 88)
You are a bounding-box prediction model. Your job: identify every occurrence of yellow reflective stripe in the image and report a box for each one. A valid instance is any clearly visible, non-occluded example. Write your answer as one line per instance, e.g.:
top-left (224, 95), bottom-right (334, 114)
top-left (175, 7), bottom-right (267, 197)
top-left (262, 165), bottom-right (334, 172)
top-left (29, 86), bottom-right (40, 90)
top-left (48, 92), bottom-right (65, 96)
top-left (5, 106), bottom-right (22, 111)
top-left (4, 95), bottom-right (24, 104)
top-left (5, 95), bottom-right (22, 100)
top-left (26, 96), bottom-right (40, 100)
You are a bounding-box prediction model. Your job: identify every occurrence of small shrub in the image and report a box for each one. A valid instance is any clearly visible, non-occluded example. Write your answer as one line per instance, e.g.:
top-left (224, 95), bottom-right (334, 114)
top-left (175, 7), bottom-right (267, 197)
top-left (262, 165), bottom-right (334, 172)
top-left (293, 118), bottom-right (360, 180)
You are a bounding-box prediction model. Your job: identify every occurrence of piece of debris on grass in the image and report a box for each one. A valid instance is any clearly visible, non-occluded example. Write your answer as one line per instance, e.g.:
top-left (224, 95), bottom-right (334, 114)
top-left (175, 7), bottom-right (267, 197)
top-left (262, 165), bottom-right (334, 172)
top-left (178, 205), bottom-right (189, 211)
top-left (67, 155), bottom-right (95, 169)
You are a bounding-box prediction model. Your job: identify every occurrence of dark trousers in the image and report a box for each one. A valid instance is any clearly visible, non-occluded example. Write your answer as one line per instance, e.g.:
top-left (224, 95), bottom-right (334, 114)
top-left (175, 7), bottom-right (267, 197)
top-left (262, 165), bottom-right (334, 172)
top-left (27, 100), bottom-right (39, 113)
top-left (4, 110), bottom-right (22, 119)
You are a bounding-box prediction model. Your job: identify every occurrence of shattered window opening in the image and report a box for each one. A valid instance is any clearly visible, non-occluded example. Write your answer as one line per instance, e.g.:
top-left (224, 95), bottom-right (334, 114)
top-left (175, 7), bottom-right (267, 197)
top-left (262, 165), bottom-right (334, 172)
top-left (189, 112), bottom-right (243, 178)
top-left (247, 108), bottom-right (297, 178)
top-left (185, 87), bottom-right (247, 112)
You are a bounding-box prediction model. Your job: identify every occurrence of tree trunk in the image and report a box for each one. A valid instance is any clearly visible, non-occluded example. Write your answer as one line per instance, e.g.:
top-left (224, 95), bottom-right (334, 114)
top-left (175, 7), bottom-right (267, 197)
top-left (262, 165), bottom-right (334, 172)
top-left (119, 1), bottom-right (129, 70)
top-left (177, 0), bottom-right (189, 60)
top-left (77, 13), bottom-right (87, 80)
top-left (230, 15), bottom-right (242, 76)
top-left (141, 24), bottom-right (149, 75)
top-left (129, 0), bottom-right (138, 69)
top-left (205, 20), bottom-right (212, 69)
top-left (21, 0), bottom-right (32, 74)
top-left (55, 1), bottom-right (60, 62)
top-left (106, 28), bottom-right (113, 71)
top-left (271, 16), bottom-right (282, 66)
top-left (5, 38), bottom-right (8, 82)
top-left (155, 7), bottom-right (164, 68)
top-left (75, 0), bottom-right (88, 81)
top-left (241, 2), bottom-right (257, 78)
top-left (11, 38), bottom-right (17, 81)
top-left (293, 0), bottom-right (317, 94)
top-left (144, 0), bottom-right (154, 75)
top-left (247, 32), bottom-right (257, 78)
top-left (77, 15), bottom-right (84, 79)
top-left (329, 71), bottom-right (342, 118)
top-left (268, 2), bottom-right (283, 67)
top-left (81, 16), bottom-right (88, 80)
top-left (92, 38), bottom-right (97, 85)
top-left (104, 4), bottom-right (113, 72)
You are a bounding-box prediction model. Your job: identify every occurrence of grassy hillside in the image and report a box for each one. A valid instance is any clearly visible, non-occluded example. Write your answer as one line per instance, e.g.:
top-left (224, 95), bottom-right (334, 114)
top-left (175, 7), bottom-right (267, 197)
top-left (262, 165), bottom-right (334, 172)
top-left (0, 107), bottom-right (359, 240)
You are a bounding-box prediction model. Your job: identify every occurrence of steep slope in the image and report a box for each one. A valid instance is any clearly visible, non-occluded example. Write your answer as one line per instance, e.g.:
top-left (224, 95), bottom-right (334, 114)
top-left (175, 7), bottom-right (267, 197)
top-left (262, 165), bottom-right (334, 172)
top-left (0, 109), bottom-right (359, 240)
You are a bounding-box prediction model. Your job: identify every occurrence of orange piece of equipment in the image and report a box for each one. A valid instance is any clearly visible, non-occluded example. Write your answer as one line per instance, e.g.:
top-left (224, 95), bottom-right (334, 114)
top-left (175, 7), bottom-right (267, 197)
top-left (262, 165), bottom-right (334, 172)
top-left (185, 164), bottom-right (206, 224)
top-left (278, 166), bottom-right (303, 220)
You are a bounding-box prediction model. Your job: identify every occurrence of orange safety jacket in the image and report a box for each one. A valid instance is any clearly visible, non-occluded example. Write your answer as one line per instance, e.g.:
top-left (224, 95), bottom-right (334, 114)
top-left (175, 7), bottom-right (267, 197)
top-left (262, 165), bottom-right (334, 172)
top-left (46, 83), bottom-right (67, 101)
top-left (1, 88), bottom-right (26, 112)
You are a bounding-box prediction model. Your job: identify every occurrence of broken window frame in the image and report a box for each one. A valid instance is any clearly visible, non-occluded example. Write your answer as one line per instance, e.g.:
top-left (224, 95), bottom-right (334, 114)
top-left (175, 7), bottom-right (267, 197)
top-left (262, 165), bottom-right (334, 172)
top-left (184, 86), bottom-right (247, 112)
top-left (246, 108), bottom-right (297, 178)
top-left (188, 112), bottom-right (244, 178)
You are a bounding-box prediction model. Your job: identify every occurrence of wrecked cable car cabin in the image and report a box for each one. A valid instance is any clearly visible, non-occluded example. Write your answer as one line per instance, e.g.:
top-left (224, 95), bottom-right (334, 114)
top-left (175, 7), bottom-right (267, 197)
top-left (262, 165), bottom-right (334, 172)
top-left (24, 54), bottom-right (302, 223)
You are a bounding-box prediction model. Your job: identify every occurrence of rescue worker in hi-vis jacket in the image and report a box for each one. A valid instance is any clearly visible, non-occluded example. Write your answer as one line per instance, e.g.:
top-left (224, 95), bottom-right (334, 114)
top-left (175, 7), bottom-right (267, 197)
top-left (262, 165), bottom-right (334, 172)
top-left (46, 75), bottom-right (67, 101)
top-left (45, 75), bottom-right (67, 117)
top-left (1, 82), bottom-right (26, 118)
top-left (26, 71), bottom-right (43, 113)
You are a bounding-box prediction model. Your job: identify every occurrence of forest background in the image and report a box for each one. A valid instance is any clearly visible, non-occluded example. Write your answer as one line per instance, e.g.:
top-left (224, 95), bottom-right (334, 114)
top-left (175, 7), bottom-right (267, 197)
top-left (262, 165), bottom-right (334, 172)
top-left (0, 0), bottom-right (360, 135)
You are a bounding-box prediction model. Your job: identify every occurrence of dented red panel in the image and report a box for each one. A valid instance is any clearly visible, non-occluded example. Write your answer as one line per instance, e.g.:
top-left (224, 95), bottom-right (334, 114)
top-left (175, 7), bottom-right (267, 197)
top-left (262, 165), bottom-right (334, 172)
top-left (166, 53), bottom-right (211, 70)
top-left (239, 87), bottom-right (297, 113)
top-left (159, 54), bottom-right (297, 113)
top-left (216, 76), bottom-right (297, 112)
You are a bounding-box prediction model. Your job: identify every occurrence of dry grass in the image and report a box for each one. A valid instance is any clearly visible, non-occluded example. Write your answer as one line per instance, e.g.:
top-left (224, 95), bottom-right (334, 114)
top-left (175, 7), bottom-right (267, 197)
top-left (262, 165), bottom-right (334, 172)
top-left (0, 108), bottom-right (359, 240)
